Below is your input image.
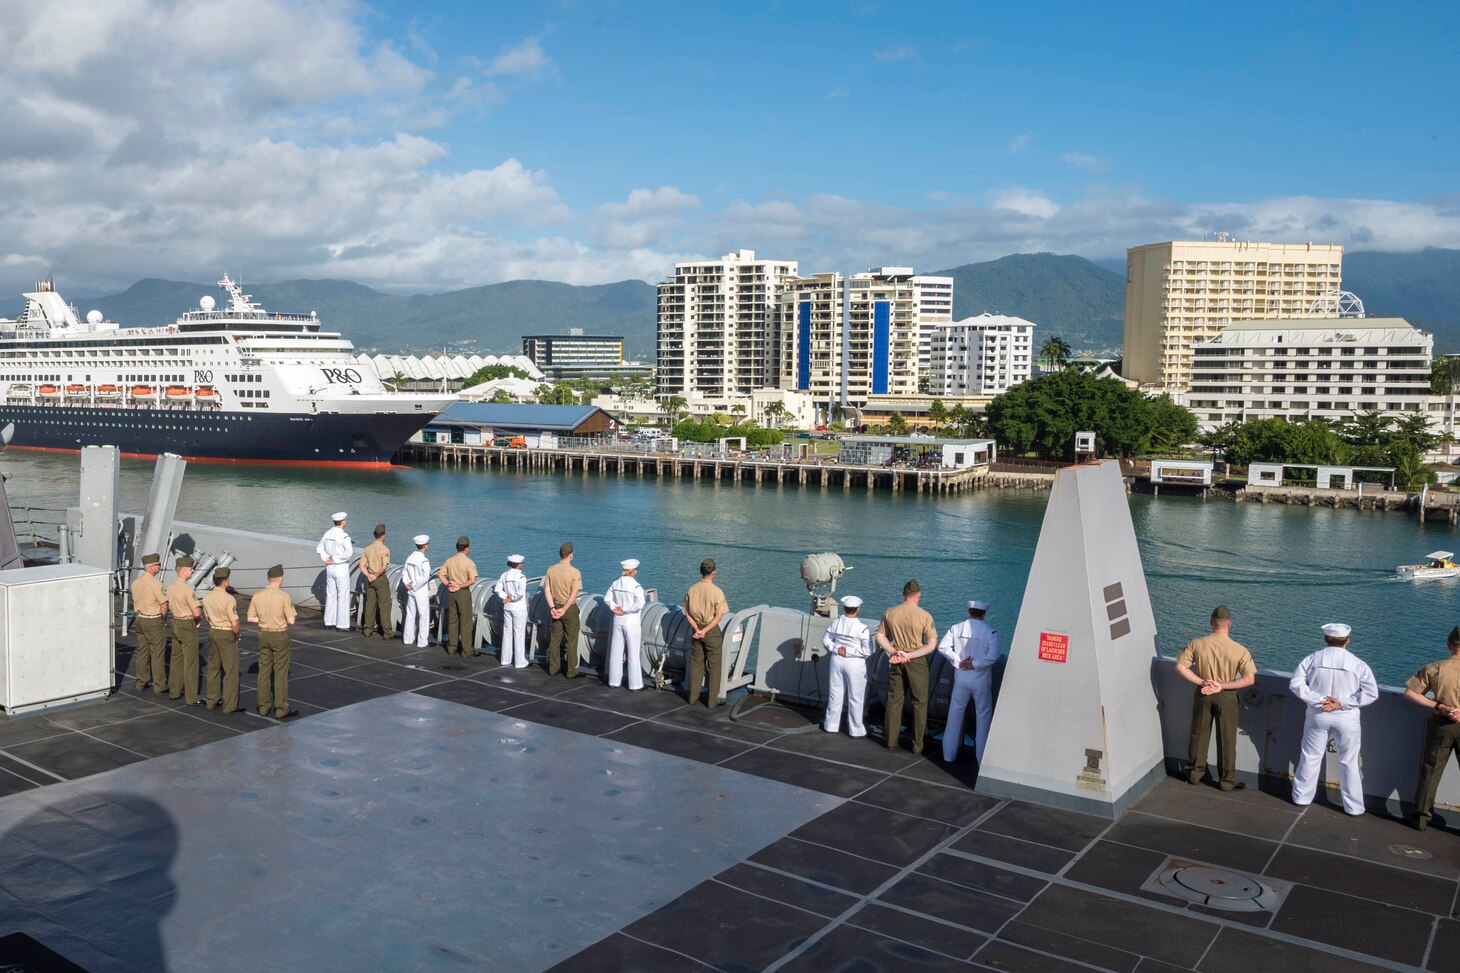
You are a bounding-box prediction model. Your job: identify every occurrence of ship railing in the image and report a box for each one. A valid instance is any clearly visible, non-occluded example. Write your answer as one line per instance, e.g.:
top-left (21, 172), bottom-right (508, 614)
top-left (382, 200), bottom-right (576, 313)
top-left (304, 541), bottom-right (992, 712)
top-left (7, 504), bottom-right (68, 548)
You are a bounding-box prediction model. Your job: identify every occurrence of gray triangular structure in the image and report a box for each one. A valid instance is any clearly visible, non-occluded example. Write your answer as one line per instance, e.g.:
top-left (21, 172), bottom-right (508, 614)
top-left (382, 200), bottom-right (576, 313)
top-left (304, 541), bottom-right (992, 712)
top-left (975, 460), bottom-right (1165, 818)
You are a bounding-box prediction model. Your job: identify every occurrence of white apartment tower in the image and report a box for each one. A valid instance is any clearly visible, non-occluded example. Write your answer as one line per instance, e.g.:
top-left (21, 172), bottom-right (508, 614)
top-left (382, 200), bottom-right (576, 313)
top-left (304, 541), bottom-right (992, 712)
top-left (656, 249), bottom-right (799, 397)
top-left (913, 273), bottom-right (955, 370)
top-left (1124, 239), bottom-right (1344, 392)
top-left (1186, 317), bottom-right (1433, 431)
top-left (771, 268), bottom-right (945, 406)
top-left (928, 313), bottom-right (1036, 396)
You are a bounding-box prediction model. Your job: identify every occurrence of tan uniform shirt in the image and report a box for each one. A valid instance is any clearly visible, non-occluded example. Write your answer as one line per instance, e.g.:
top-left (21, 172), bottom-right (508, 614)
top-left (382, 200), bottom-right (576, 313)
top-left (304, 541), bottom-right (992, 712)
top-left (685, 579), bottom-right (728, 629)
top-left (131, 573), bottom-right (167, 617)
top-left (1175, 633), bottom-right (1255, 684)
top-left (361, 539), bottom-right (390, 577)
top-left (440, 552), bottom-right (477, 587)
top-left (248, 587), bottom-right (297, 631)
top-left (203, 586), bottom-right (239, 631)
top-left (879, 602), bottom-right (936, 653)
top-left (1408, 657), bottom-right (1460, 708)
top-left (167, 579), bottom-right (201, 621)
top-left (545, 562), bottom-right (582, 608)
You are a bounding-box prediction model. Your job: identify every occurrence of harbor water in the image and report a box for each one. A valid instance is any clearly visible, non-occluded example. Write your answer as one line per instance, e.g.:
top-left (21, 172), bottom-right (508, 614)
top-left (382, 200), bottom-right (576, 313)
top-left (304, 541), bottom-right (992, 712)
top-left (5, 450), bottom-right (1457, 685)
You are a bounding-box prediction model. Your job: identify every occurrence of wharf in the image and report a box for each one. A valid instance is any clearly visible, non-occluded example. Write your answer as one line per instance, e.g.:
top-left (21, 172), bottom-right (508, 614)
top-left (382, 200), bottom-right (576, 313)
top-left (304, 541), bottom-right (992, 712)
top-left (0, 614), bottom-right (1456, 971)
top-left (400, 441), bottom-right (992, 494)
top-left (1235, 483), bottom-right (1419, 511)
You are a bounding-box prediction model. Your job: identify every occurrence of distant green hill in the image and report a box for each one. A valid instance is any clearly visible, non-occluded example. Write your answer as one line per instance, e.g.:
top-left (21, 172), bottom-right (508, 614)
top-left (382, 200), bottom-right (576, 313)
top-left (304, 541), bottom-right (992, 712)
top-left (930, 253), bottom-right (1125, 353)
top-left (1343, 248), bottom-right (1460, 353)
top-left (61, 277), bottom-right (660, 359)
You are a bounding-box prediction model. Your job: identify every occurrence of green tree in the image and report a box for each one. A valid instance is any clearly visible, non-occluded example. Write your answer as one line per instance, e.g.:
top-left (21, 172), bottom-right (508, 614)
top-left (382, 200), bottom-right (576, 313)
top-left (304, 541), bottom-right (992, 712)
top-left (658, 394), bottom-right (688, 425)
top-left (488, 388), bottom-right (515, 404)
top-left (984, 369), bottom-right (1167, 459)
top-left (1141, 395), bottom-right (1199, 452)
top-left (927, 398), bottom-right (948, 429)
top-left (465, 363), bottom-right (531, 386)
top-left (763, 401), bottom-right (790, 429)
top-left (887, 411), bottom-right (909, 435)
top-left (948, 404), bottom-right (971, 437)
top-left (730, 403), bottom-right (747, 421)
top-left (1038, 335), bottom-right (1072, 372)
top-left (1432, 357), bottom-right (1460, 395)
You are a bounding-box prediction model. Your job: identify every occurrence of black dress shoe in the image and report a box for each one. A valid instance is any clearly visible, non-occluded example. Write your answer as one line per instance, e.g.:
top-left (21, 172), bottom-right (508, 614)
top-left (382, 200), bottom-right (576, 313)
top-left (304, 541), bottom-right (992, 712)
top-left (276, 710), bottom-right (300, 720)
top-left (466, 651), bottom-right (483, 658)
top-left (1220, 782), bottom-right (1247, 791)
top-left (226, 708), bottom-right (247, 715)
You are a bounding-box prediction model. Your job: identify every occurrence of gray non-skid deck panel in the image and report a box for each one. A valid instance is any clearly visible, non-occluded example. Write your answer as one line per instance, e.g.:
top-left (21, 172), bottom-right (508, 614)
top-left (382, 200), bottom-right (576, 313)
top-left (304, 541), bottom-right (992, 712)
top-left (0, 693), bottom-right (841, 972)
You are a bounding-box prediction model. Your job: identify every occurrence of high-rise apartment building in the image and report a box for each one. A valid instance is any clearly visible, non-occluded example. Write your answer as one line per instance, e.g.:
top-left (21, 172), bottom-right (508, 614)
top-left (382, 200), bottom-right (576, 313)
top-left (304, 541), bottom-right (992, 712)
top-left (1123, 239), bottom-right (1344, 392)
top-left (913, 273), bottom-right (955, 371)
top-left (522, 331), bottom-right (623, 369)
top-left (655, 249), bottom-right (799, 398)
top-left (927, 313), bottom-right (1036, 396)
top-left (770, 268), bottom-right (942, 406)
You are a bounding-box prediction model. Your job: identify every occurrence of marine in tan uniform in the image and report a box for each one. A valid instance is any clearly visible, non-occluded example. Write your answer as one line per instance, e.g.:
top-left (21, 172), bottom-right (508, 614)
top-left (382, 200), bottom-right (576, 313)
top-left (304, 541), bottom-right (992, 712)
top-left (544, 541), bottom-right (583, 678)
top-left (249, 564), bottom-right (298, 720)
top-left (1404, 626), bottom-right (1460, 830)
top-left (166, 556), bottom-right (203, 704)
top-left (684, 559), bottom-right (729, 708)
top-left (203, 567), bottom-right (243, 713)
top-left (360, 524), bottom-right (394, 639)
top-left (437, 536), bottom-right (479, 656)
top-left (875, 580), bottom-right (938, 753)
top-left (129, 553), bottom-right (169, 694)
top-left (1175, 605), bottom-right (1256, 790)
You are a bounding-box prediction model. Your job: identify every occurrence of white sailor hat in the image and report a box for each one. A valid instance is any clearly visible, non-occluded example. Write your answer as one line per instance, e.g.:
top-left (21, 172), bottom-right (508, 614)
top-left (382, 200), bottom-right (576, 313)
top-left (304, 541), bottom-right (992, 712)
top-left (332, 511), bottom-right (348, 521)
top-left (508, 554), bottom-right (525, 564)
top-left (413, 534), bottom-right (430, 545)
top-left (840, 595), bottom-right (863, 609)
top-left (1321, 622), bottom-right (1352, 639)
top-left (969, 599), bottom-right (988, 611)
top-left (621, 558), bottom-right (640, 570)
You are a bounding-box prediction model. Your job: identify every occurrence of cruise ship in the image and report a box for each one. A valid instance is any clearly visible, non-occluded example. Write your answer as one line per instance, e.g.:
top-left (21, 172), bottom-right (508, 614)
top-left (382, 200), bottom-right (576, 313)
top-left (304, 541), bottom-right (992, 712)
top-left (0, 276), bottom-right (453, 465)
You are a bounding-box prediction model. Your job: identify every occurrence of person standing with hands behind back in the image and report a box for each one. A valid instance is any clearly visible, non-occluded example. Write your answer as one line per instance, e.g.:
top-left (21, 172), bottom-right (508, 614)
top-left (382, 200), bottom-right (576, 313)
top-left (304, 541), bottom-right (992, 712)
top-left (684, 559), bottom-right (728, 709)
top-left (1175, 605), bottom-right (1256, 790)
top-left (876, 580), bottom-right (937, 754)
top-left (1404, 626), bottom-right (1460, 830)
top-left (545, 542), bottom-right (583, 678)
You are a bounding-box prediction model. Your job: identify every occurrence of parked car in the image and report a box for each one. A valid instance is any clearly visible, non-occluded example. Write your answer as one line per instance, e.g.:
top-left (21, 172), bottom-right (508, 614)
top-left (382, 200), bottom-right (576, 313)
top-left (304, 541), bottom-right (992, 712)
top-left (795, 433), bottom-right (812, 439)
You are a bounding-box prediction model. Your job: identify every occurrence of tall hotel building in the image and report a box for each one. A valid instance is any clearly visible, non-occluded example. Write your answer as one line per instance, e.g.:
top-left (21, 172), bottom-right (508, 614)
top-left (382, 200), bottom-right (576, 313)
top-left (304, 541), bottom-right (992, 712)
top-left (770, 268), bottom-right (947, 406)
top-left (927, 313), bottom-right (1036, 396)
top-left (1123, 239), bottom-right (1344, 391)
top-left (655, 250), bottom-right (799, 397)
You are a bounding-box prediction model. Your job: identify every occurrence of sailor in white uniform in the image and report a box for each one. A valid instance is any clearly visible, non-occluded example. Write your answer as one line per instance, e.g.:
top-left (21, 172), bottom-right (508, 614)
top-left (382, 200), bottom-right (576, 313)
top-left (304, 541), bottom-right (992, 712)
top-left (939, 599), bottom-right (1002, 764)
top-left (494, 554), bottom-right (530, 669)
top-left (1290, 622), bottom-right (1378, 815)
top-left (605, 559), bottom-right (646, 690)
top-left (315, 512), bottom-right (353, 631)
top-left (822, 595), bottom-right (872, 736)
top-left (401, 535), bottom-right (433, 648)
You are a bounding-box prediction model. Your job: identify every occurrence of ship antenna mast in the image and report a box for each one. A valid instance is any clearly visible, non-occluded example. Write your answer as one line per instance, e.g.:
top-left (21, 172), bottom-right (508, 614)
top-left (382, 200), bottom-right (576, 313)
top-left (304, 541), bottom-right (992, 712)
top-left (217, 273), bottom-right (262, 314)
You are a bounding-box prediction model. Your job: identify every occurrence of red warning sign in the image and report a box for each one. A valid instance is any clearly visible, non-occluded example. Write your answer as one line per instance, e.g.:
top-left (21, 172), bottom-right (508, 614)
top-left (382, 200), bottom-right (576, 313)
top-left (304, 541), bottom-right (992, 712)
top-left (1038, 632), bottom-right (1069, 663)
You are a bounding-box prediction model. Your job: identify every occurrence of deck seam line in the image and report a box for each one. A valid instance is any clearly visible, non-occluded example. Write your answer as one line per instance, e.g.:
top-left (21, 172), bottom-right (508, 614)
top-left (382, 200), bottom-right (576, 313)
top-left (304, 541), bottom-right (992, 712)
top-left (614, 930), bottom-right (717, 970)
top-left (1263, 800), bottom-right (1308, 874)
top-left (759, 794), bottom-right (1007, 973)
top-left (0, 749), bottom-right (67, 782)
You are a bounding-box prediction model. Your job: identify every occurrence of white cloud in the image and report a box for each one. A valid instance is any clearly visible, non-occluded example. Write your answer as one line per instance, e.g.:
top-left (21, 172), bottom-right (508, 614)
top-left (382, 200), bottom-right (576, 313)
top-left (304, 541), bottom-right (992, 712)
top-left (486, 37), bottom-right (549, 78)
top-left (1061, 151), bottom-right (1109, 172)
top-left (874, 45), bottom-right (920, 64)
top-left (990, 188), bottom-right (1062, 219)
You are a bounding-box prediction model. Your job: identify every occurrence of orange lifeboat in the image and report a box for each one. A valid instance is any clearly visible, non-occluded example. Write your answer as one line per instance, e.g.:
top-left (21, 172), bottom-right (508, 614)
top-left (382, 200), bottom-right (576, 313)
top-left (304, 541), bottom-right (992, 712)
top-left (130, 385), bottom-right (157, 401)
top-left (65, 383), bottom-right (88, 394)
top-left (165, 385), bottom-right (194, 406)
top-left (195, 386), bottom-right (220, 400)
top-left (38, 385), bottom-right (61, 399)
top-left (95, 384), bottom-right (121, 399)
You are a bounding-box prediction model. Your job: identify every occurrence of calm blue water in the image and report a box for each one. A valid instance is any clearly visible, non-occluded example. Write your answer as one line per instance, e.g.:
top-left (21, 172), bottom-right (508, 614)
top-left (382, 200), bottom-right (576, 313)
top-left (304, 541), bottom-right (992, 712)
top-left (4, 450), bottom-right (1456, 685)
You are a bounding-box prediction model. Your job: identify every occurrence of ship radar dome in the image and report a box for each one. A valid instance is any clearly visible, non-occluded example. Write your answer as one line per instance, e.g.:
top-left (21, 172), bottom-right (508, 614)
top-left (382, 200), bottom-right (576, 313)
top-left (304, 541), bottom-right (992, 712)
top-left (86, 309), bottom-right (103, 324)
top-left (199, 295), bottom-right (216, 311)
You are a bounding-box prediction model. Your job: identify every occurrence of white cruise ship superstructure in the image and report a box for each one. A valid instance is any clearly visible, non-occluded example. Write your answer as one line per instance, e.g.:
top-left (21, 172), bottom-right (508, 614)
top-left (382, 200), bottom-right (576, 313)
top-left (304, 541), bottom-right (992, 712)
top-left (0, 276), bottom-right (453, 465)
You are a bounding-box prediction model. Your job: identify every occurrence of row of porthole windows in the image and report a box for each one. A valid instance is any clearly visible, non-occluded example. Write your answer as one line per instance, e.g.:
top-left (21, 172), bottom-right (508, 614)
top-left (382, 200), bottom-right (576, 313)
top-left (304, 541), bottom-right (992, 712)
top-left (6, 417), bottom-right (250, 429)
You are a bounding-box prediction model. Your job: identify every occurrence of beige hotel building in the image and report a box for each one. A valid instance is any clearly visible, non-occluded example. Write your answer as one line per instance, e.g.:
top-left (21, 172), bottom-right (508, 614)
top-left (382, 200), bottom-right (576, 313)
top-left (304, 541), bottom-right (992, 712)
top-left (1123, 239), bottom-right (1344, 391)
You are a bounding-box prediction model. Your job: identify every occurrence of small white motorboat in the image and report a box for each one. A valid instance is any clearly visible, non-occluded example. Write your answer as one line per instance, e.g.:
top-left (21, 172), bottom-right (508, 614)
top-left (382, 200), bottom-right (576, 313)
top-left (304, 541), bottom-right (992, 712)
top-left (1398, 551), bottom-right (1460, 581)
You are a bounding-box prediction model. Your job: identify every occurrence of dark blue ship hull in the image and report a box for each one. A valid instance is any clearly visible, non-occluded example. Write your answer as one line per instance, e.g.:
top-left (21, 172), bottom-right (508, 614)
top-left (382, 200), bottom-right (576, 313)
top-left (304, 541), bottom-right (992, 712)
top-left (0, 405), bottom-right (434, 466)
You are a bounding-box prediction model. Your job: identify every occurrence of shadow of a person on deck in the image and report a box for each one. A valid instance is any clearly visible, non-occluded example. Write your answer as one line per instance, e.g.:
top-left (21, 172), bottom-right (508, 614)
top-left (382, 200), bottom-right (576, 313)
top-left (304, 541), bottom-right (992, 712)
top-left (0, 792), bottom-right (177, 971)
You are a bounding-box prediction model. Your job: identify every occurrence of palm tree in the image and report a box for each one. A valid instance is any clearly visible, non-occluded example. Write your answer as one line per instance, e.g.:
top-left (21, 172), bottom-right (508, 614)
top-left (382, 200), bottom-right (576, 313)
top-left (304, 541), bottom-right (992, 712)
top-left (763, 401), bottom-right (790, 429)
top-left (1039, 336), bottom-right (1072, 372)
top-left (658, 394), bottom-right (688, 426)
top-left (730, 403), bottom-right (747, 424)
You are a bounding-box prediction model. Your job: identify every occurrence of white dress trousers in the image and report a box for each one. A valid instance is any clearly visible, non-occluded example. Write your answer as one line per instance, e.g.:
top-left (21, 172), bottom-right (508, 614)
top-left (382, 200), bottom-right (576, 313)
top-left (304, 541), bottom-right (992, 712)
top-left (1293, 709), bottom-right (1365, 815)
top-left (822, 615), bottom-right (871, 736)
top-left (316, 527), bottom-right (353, 630)
top-left (605, 577), bottom-right (646, 689)
top-left (402, 553), bottom-right (432, 648)
top-left (495, 569), bottom-right (529, 668)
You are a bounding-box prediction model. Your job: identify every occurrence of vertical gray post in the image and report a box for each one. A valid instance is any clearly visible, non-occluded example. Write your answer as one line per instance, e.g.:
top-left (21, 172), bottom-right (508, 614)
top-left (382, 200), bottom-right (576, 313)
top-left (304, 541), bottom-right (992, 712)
top-left (135, 453), bottom-right (186, 574)
top-left (976, 460), bottom-right (1165, 818)
top-left (76, 445), bottom-right (120, 572)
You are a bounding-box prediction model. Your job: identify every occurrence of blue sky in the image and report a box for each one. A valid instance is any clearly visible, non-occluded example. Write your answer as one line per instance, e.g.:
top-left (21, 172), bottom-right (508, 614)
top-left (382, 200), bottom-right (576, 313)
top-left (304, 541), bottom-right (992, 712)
top-left (0, 0), bottom-right (1456, 294)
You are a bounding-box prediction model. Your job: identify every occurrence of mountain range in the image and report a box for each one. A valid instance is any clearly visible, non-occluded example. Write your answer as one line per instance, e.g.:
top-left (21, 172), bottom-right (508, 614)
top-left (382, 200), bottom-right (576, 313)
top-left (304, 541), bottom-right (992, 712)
top-left (37, 248), bottom-right (1460, 358)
